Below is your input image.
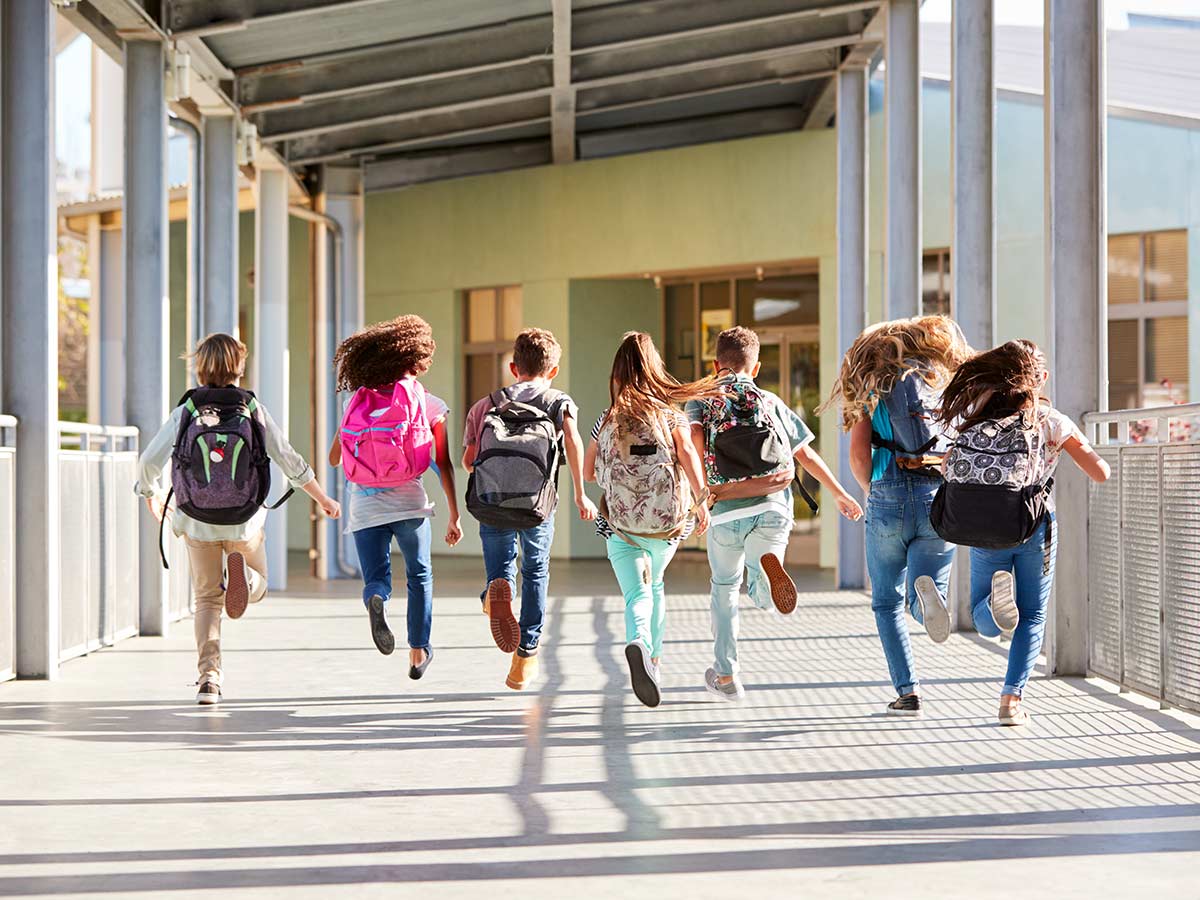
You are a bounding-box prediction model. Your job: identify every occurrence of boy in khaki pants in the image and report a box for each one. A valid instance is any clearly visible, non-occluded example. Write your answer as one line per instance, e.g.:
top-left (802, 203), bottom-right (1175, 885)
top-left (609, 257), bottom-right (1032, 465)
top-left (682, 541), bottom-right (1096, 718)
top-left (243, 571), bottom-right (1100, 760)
top-left (136, 334), bottom-right (340, 704)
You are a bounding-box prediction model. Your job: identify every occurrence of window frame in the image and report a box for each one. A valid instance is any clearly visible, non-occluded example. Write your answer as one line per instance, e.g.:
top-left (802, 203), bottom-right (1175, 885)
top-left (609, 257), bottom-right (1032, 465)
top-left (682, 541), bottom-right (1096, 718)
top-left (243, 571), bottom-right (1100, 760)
top-left (462, 285), bottom-right (522, 416)
top-left (921, 248), bottom-right (951, 317)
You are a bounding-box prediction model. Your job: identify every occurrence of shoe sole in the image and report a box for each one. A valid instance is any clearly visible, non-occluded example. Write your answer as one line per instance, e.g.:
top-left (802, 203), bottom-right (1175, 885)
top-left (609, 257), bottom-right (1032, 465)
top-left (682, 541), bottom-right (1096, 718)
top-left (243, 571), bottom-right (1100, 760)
top-left (761, 553), bottom-right (797, 615)
top-left (886, 706), bottom-right (923, 718)
top-left (196, 692), bottom-right (220, 705)
top-left (224, 552), bottom-right (248, 620)
top-left (990, 571), bottom-right (1019, 635)
top-left (998, 715), bottom-right (1029, 727)
top-left (368, 595), bottom-right (395, 655)
top-left (486, 579), bottom-right (520, 654)
top-left (505, 672), bottom-right (538, 691)
top-left (915, 575), bottom-right (951, 644)
top-left (625, 642), bottom-right (661, 708)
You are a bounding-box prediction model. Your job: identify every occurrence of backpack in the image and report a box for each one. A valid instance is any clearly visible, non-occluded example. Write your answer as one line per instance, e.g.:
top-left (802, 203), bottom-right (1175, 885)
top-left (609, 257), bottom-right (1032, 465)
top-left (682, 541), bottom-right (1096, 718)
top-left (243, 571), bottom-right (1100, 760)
top-left (158, 387), bottom-right (292, 568)
top-left (871, 368), bottom-right (951, 476)
top-left (594, 408), bottom-right (692, 541)
top-left (930, 413), bottom-right (1054, 553)
top-left (465, 386), bottom-right (565, 529)
top-left (339, 379), bottom-right (434, 488)
top-left (701, 378), bottom-right (793, 487)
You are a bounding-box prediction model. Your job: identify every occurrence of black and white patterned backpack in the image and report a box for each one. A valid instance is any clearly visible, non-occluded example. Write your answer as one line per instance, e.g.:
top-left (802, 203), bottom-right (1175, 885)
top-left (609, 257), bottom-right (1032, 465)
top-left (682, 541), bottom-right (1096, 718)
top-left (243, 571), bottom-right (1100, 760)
top-left (930, 412), bottom-right (1053, 550)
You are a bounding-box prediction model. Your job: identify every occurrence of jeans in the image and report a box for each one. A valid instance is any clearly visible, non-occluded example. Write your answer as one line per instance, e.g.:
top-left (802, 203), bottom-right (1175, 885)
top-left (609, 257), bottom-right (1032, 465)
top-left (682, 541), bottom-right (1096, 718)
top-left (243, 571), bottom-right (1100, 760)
top-left (606, 535), bottom-right (677, 659)
top-left (970, 514), bottom-right (1057, 698)
top-left (865, 476), bottom-right (955, 697)
top-left (707, 510), bottom-right (792, 676)
top-left (479, 520), bottom-right (556, 655)
top-left (352, 518), bottom-right (433, 651)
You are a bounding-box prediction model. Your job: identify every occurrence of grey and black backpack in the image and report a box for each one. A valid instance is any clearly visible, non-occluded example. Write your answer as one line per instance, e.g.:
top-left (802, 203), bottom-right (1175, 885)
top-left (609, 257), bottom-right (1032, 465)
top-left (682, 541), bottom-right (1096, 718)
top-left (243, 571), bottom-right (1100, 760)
top-left (465, 386), bottom-right (566, 529)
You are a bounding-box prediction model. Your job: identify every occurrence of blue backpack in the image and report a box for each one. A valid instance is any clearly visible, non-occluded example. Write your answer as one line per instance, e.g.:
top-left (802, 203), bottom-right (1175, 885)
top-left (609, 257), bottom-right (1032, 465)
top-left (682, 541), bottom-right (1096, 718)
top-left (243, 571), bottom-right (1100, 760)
top-left (871, 368), bottom-right (950, 476)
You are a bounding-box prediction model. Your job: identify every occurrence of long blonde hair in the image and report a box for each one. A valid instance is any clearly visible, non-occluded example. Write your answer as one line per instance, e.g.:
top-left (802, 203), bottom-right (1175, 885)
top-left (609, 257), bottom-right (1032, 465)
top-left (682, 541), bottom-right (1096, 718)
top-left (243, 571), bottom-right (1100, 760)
top-left (607, 332), bottom-right (718, 431)
top-left (818, 315), bottom-right (973, 431)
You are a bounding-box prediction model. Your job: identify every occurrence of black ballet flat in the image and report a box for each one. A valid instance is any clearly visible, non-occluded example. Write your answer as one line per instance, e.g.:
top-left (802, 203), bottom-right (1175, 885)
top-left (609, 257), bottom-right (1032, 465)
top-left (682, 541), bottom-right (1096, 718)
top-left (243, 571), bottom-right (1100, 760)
top-left (409, 646), bottom-right (433, 680)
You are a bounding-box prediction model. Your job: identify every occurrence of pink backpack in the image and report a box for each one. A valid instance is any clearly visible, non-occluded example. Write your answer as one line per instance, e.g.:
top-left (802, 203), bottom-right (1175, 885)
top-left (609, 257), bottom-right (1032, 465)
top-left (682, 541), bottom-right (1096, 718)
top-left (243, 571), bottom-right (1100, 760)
top-left (340, 379), bottom-right (434, 487)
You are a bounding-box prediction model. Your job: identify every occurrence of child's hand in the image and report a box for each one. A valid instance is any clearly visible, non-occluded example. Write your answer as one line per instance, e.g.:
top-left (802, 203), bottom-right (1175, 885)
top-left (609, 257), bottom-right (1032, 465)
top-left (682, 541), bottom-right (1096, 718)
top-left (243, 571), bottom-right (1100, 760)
top-left (319, 497), bottom-right (342, 519)
top-left (694, 501), bottom-right (711, 536)
top-left (576, 495), bottom-right (598, 521)
top-left (145, 496), bottom-right (167, 522)
top-left (445, 517), bottom-right (462, 547)
top-left (835, 492), bottom-right (863, 522)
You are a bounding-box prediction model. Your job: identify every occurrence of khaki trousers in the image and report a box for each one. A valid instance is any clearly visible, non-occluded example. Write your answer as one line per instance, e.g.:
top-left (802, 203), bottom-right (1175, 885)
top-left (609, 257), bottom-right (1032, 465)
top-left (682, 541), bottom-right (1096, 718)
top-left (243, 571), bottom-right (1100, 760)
top-left (184, 530), bottom-right (268, 686)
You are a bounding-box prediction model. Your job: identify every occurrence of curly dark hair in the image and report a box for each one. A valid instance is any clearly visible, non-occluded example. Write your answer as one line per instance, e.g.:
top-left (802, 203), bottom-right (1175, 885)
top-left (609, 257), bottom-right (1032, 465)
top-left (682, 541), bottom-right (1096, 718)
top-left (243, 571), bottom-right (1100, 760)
top-left (334, 315), bottom-right (436, 391)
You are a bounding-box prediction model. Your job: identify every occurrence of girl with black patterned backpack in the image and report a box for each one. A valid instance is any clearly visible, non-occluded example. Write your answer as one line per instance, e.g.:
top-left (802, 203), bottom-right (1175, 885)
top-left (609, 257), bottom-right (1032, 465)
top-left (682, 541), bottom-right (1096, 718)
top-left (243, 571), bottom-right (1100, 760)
top-left (583, 332), bottom-right (714, 708)
top-left (933, 339), bottom-right (1110, 726)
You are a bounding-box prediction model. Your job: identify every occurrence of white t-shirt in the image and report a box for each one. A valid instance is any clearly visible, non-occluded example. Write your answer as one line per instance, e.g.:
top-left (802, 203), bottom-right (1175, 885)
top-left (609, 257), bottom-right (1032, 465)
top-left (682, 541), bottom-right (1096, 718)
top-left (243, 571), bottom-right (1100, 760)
top-left (1035, 405), bottom-right (1087, 479)
top-left (342, 381), bottom-right (449, 533)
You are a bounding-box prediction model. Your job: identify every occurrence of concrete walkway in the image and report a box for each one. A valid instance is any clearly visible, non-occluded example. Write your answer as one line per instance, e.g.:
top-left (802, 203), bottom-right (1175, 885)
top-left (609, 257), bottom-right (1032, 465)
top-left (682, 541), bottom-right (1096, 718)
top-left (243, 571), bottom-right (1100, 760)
top-left (2, 558), bottom-right (1198, 898)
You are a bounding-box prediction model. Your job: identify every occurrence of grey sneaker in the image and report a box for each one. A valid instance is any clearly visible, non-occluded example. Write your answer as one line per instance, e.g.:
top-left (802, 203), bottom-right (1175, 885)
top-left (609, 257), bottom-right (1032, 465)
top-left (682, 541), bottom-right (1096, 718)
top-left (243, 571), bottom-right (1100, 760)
top-left (625, 641), bottom-right (661, 708)
top-left (989, 570), bottom-right (1019, 636)
top-left (915, 575), bottom-right (951, 644)
top-left (704, 667), bottom-right (745, 701)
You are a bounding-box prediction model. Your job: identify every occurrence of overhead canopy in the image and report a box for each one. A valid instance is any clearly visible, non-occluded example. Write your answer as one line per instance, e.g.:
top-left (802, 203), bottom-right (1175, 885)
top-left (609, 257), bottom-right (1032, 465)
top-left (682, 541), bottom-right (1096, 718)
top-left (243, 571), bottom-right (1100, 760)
top-left (73, 0), bottom-right (885, 191)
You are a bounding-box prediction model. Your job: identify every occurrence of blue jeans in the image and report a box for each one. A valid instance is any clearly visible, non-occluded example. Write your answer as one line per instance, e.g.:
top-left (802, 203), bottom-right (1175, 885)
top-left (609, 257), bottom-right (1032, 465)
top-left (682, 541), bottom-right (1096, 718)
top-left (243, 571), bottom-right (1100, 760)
top-left (865, 476), bottom-right (955, 696)
top-left (479, 520), bottom-right (555, 655)
top-left (606, 535), bottom-right (677, 659)
top-left (352, 518), bottom-right (433, 650)
top-left (970, 514), bottom-right (1057, 698)
top-left (707, 510), bottom-right (793, 676)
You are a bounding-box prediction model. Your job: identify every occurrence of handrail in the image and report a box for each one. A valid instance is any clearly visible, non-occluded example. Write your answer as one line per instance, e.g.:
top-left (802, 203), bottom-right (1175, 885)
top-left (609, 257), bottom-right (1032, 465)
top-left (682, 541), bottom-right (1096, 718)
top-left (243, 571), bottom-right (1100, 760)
top-left (57, 422), bottom-right (139, 437)
top-left (1083, 403), bottom-right (1200, 447)
top-left (0, 415), bottom-right (16, 428)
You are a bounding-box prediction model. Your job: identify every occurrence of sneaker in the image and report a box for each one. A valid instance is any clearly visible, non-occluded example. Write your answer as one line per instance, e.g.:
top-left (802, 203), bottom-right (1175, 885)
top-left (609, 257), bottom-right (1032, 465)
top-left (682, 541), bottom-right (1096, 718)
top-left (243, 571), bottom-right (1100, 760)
top-left (704, 667), bottom-right (745, 701)
top-left (886, 694), bottom-right (923, 717)
top-left (998, 697), bottom-right (1030, 726)
top-left (367, 594), bottom-right (395, 656)
top-left (915, 575), bottom-right (951, 644)
top-left (224, 551), bottom-right (249, 619)
top-left (989, 570), bottom-right (1019, 636)
top-left (408, 646), bottom-right (433, 680)
top-left (625, 641), bottom-right (661, 708)
top-left (484, 579), bottom-right (520, 654)
top-left (196, 682), bottom-right (221, 705)
top-left (505, 651), bottom-right (539, 691)
top-left (760, 553), bottom-right (797, 615)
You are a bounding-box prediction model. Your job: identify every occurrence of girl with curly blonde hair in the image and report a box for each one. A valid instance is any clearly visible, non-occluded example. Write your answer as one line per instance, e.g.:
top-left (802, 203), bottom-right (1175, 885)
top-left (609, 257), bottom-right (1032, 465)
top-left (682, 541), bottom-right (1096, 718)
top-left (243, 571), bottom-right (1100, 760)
top-left (819, 315), bottom-right (971, 717)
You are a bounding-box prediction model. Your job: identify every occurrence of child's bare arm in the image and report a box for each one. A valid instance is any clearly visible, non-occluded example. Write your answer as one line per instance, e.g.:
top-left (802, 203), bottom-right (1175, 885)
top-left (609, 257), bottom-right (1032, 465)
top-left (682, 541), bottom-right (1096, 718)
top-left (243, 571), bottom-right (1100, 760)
top-left (562, 414), bottom-right (597, 521)
top-left (583, 437), bottom-right (599, 483)
top-left (301, 479), bottom-right (341, 519)
top-left (672, 425), bottom-right (710, 534)
top-left (328, 434), bottom-right (342, 468)
top-left (462, 442), bottom-right (477, 473)
top-left (795, 443), bottom-right (863, 521)
top-left (432, 420), bottom-right (462, 546)
top-left (1063, 434), bottom-right (1111, 483)
top-left (849, 419), bottom-right (873, 496)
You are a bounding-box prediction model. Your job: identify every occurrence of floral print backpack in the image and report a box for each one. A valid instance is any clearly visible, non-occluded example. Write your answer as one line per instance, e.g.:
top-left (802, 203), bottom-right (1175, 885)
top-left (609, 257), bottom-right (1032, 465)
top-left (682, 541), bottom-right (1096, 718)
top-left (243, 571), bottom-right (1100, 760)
top-left (594, 408), bottom-right (693, 541)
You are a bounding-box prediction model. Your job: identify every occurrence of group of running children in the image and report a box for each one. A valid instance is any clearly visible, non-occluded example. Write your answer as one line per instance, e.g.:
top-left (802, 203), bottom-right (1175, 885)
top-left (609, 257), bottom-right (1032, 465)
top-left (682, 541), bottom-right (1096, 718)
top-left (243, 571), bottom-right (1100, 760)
top-left (136, 313), bottom-right (1110, 726)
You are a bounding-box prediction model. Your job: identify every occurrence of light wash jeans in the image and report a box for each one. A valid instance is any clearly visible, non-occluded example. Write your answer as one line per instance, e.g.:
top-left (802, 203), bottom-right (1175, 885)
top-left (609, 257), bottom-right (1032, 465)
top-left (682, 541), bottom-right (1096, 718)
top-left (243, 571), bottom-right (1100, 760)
top-left (606, 534), bottom-right (677, 659)
top-left (707, 510), bottom-right (792, 676)
top-left (970, 514), bottom-right (1056, 698)
top-left (865, 475), bottom-right (955, 697)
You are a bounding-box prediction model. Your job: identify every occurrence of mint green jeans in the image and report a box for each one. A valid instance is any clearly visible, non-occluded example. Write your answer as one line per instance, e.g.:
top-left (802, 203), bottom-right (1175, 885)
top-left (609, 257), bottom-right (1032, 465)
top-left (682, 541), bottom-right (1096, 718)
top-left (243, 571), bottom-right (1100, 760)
top-left (606, 534), bottom-right (678, 659)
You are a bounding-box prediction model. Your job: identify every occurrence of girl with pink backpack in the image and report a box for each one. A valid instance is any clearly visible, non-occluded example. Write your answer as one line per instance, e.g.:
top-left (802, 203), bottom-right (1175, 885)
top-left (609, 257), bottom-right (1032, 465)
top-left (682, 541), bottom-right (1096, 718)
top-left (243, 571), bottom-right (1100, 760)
top-left (330, 316), bottom-right (462, 679)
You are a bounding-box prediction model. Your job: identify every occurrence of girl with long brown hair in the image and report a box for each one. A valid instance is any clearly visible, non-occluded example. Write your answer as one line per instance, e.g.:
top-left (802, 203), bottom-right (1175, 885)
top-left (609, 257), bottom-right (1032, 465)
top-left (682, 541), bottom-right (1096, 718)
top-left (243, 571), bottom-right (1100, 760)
top-left (819, 315), bottom-right (972, 718)
top-left (583, 332), bottom-right (713, 707)
top-left (936, 339), bottom-right (1109, 725)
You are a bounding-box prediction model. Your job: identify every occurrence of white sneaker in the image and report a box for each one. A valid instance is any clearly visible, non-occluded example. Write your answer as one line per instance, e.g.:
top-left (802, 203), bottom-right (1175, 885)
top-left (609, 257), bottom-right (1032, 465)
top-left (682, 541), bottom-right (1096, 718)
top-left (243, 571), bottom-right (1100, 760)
top-left (704, 667), bottom-right (745, 701)
top-left (915, 575), bottom-right (951, 644)
top-left (196, 683), bottom-right (221, 705)
top-left (989, 571), bottom-right (1019, 636)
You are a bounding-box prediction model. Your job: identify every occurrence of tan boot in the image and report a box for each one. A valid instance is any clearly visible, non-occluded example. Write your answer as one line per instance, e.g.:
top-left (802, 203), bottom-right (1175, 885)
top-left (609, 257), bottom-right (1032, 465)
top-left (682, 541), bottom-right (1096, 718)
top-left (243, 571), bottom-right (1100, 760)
top-left (505, 652), bottom-right (539, 691)
top-left (484, 579), bottom-right (520, 653)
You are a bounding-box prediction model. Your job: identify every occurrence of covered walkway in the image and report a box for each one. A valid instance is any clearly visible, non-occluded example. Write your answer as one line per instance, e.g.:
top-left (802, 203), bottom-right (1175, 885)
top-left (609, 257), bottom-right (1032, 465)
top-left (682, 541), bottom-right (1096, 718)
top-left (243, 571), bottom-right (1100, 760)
top-left (2, 561), bottom-right (1198, 897)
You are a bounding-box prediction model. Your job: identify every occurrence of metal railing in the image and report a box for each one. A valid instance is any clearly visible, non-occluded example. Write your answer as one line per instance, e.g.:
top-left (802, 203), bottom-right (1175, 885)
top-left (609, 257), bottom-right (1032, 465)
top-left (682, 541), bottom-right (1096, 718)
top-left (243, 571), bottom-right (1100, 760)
top-left (0, 416), bottom-right (15, 681)
top-left (57, 422), bottom-right (142, 662)
top-left (1084, 403), bottom-right (1200, 713)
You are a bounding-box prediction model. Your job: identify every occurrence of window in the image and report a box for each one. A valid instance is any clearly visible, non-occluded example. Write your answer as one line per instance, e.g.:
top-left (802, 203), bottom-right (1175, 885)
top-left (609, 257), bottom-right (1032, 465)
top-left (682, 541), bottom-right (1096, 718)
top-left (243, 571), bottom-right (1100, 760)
top-left (922, 249), bottom-right (951, 316)
top-left (464, 286), bottom-right (522, 408)
top-left (1106, 230), bottom-right (1189, 409)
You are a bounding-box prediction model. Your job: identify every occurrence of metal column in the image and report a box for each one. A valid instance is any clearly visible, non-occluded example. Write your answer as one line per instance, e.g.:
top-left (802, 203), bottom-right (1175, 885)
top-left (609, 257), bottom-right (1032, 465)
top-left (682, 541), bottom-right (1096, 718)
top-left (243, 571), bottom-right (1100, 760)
top-left (836, 64), bottom-right (869, 591)
top-left (201, 115), bottom-right (239, 337)
top-left (1, 0), bottom-right (60, 678)
top-left (950, 0), bottom-right (996, 628)
top-left (98, 225), bottom-right (126, 425)
top-left (255, 168), bottom-right (290, 590)
top-left (124, 40), bottom-right (170, 637)
top-left (1045, 0), bottom-right (1106, 676)
top-left (884, 0), bottom-right (921, 320)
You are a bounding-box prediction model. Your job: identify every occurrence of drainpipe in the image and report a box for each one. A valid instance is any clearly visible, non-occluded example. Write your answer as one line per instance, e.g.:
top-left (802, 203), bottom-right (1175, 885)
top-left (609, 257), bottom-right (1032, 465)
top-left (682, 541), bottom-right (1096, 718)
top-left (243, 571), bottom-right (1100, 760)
top-left (169, 115), bottom-right (203, 350)
top-left (287, 204), bottom-right (356, 578)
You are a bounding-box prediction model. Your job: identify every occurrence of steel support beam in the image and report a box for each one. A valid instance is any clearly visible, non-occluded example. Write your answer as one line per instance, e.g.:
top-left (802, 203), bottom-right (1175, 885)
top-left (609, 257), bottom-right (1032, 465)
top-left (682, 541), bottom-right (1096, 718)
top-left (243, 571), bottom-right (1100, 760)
top-left (836, 64), bottom-right (869, 591)
top-left (2, 0), bottom-right (60, 678)
top-left (201, 115), bottom-right (239, 337)
top-left (1045, 0), bottom-right (1106, 677)
top-left (124, 40), bottom-right (171, 637)
top-left (551, 0), bottom-right (575, 164)
top-left (98, 226), bottom-right (126, 425)
top-left (884, 0), bottom-right (920, 319)
top-left (254, 168), bottom-right (291, 590)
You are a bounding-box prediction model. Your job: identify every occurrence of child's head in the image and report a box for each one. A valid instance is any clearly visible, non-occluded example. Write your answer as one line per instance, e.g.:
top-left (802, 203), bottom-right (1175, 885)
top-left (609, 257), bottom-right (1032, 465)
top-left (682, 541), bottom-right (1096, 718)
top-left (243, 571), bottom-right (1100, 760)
top-left (334, 315), bottom-right (435, 392)
top-left (191, 333), bottom-right (247, 386)
top-left (608, 331), bottom-right (717, 425)
top-left (820, 315), bottom-right (973, 430)
top-left (510, 328), bottom-right (562, 381)
top-left (714, 326), bottom-right (761, 376)
top-left (938, 339), bottom-right (1049, 428)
